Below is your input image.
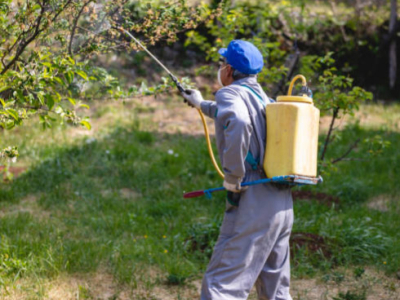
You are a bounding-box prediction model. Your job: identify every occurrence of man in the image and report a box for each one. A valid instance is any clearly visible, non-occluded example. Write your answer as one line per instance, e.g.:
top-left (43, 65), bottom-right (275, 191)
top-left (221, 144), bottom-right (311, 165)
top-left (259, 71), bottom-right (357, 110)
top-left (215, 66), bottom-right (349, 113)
top-left (182, 40), bottom-right (293, 300)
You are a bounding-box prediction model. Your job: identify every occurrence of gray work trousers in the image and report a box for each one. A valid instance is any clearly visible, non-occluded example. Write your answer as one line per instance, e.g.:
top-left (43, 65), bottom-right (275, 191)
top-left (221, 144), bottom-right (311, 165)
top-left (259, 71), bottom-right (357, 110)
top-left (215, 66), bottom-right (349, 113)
top-left (200, 181), bottom-right (294, 300)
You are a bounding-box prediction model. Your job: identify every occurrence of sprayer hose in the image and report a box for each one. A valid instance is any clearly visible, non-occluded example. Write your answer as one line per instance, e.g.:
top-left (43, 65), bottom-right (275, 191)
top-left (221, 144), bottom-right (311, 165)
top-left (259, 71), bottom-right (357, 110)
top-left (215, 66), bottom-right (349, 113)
top-left (196, 108), bottom-right (225, 179)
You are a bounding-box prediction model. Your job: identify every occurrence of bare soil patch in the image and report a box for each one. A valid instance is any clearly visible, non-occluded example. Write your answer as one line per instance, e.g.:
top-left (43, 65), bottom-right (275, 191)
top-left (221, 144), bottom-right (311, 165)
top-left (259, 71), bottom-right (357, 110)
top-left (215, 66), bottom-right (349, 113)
top-left (292, 190), bottom-right (340, 207)
top-left (100, 188), bottom-right (141, 200)
top-left (290, 267), bottom-right (400, 300)
top-left (0, 166), bottom-right (27, 180)
top-left (290, 232), bottom-right (332, 259)
top-left (366, 194), bottom-right (393, 212)
top-left (2, 267), bottom-right (398, 300)
top-left (0, 194), bottom-right (50, 220)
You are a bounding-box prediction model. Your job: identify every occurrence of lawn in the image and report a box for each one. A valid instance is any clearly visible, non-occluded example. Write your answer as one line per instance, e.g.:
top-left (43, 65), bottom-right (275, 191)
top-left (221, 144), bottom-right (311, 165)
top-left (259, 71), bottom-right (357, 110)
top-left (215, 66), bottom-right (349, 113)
top-left (0, 99), bottom-right (399, 299)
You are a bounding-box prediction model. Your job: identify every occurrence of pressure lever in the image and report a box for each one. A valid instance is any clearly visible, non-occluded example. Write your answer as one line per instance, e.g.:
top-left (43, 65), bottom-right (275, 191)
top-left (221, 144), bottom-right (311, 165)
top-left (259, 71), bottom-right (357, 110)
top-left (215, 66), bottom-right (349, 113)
top-left (299, 86), bottom-right (313, 98)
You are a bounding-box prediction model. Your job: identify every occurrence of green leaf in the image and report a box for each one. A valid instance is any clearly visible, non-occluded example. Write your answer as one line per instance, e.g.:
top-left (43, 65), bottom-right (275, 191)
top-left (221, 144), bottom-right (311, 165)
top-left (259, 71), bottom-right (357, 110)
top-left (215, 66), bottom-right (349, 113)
top-left (6, 109), bottom-right (19, 120)
top-left (0, 86), bottom-right (9, 93)
top-left (37, 93), bottom-right (44, 105)
top-left (32, 4), bottom-right (41, 11)
top-left (80, 120), bottom-right (91, 130)
top-left (45, 94), bottom-right (55, 110)
top-left (65, 71), bottom-right (74, 84)
top-left (0, 98), bottom-right (5, 107)
top-left (68, 97), bottom-right (76, 106)
top-left (67, 56), bottom-right (75, 65)
top-left (3, 101), bottom-right (14, 108)
top-left (5, 120), bottom-right (15, 130)
top-left (41, 62), bottom-right (52, 68)
top-left (54, 92), bottom-right (61, 102)
top-left (76, 70), bottom-right (88, 81)
top-left (79, 104), bottom-right (90, 109)
top-left (53, 77), bottom-right (65, 86)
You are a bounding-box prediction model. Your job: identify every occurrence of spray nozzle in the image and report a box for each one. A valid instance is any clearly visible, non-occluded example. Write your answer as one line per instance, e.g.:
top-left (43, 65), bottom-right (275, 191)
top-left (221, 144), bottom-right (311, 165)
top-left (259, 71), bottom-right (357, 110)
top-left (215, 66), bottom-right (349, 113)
top-left (169, 74), bottom-right (187, 93)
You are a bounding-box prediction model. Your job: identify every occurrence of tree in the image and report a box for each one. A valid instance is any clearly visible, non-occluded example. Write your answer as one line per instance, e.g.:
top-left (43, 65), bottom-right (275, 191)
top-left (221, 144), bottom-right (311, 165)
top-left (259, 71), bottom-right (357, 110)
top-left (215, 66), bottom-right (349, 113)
top-left (0, 0), bottom-right (217, 162)
top-left (300, 53), bottom-right (389, 173)
top-left (389, 0), bottom-right (397, 90)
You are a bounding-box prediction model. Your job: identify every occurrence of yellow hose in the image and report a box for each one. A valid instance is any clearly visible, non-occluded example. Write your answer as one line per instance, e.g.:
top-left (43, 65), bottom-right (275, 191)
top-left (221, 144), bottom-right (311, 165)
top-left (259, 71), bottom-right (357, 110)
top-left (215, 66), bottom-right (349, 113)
top-left (288, 74), bottom-right (307, 96)
top-left (196, 108), bottom-right (225, 179)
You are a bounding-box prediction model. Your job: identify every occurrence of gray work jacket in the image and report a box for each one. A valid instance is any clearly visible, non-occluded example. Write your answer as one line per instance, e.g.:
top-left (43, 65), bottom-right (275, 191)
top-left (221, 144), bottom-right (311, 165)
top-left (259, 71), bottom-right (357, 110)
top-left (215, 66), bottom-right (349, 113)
top-left (200, 77), bottom-right (271, 186)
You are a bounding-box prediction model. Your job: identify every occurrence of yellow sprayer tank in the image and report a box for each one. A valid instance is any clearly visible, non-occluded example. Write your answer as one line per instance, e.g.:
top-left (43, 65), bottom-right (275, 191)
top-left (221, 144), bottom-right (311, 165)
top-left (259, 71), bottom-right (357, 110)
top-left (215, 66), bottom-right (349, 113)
top-left (264, 75), bottom-right (320, 178)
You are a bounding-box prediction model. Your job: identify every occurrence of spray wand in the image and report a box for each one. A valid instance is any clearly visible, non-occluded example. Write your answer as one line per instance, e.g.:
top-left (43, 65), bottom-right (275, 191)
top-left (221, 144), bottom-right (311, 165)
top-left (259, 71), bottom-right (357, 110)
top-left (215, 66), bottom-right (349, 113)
top-left (117, 27), bottom-right (225, 179)
top-left (117, 27), bottom-right (185, 93)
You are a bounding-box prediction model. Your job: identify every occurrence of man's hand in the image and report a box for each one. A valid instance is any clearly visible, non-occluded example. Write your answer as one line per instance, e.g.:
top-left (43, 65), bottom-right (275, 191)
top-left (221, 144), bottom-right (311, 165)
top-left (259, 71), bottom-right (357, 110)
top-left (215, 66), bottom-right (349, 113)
top-left (181, 89), bottom-right (204, 108)
top-left (223, 180), bottom-right (247, 193)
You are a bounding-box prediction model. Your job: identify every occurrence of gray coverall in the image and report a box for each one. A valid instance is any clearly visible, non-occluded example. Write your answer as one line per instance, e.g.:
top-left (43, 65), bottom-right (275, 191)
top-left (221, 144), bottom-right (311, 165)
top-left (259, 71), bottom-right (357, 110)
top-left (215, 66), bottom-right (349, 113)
top-left (200, 77), bottom-right (294, 300)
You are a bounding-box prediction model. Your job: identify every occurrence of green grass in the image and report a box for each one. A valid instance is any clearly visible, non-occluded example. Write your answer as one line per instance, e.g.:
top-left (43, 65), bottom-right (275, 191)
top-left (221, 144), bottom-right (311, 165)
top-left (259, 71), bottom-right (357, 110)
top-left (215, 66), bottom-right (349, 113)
top-left (292, 123), bottom-right (400, 277)
top-left (0, 115), bottom-right (225, 289)
top-left (0, 103), bottom-right (399, 295)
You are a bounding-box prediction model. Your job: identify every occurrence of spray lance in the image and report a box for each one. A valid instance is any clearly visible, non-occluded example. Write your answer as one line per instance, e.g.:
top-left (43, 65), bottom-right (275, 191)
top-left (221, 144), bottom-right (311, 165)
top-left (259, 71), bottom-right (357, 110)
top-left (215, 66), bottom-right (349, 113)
top-left (117, 28), bottom-right (185, 93)
top-left (117, 27), bottom-right (225, 179)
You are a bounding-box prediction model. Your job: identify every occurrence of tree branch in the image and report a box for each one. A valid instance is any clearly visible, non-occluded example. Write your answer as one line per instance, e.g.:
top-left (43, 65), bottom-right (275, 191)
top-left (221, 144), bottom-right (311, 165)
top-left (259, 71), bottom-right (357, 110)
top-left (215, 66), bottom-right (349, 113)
top-left (74, 2), bottom-right (126, 56)
top-left (22, 105), bottom-right (50, 112)
top-left (331, 138), bottom-right (360, 164)
top-left (1, 0), bottom-right (74, 75)
top-left (76, 26), bottom-right (127, 47)
top-left (1, 4), bottom-right (45, 75)
top-left (389, 0), bottom-right (397, 89)
top-left (272, 51), bottom-right (299, 99)
top-left (333, 158), bottom-right (366, 162)
top-left (69, 0), bottom-right (93, 57)
top-left (1, 31), bottom-right (24, 67)
top-left (330, 0), bottom-right (348, 42)
top-left (320, 106), bottom-right (339, 161)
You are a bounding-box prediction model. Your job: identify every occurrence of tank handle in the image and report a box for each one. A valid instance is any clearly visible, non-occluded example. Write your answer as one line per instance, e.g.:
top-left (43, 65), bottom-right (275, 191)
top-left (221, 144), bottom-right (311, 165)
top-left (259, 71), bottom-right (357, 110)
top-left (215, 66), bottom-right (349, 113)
top-left (288, 75), bottom-right (307, 96)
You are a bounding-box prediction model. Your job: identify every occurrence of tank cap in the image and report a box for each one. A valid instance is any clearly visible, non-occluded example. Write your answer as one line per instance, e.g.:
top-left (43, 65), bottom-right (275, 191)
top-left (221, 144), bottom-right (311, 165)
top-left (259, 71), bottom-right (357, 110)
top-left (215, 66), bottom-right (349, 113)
top-left (277, 75), bottom-right (313, 104)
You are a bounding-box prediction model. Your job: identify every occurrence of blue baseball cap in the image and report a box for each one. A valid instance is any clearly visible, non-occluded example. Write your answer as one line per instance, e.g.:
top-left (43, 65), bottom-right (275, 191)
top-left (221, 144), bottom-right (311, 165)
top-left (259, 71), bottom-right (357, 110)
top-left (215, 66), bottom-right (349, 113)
top-left (218, 40), bottom-right (264, 74)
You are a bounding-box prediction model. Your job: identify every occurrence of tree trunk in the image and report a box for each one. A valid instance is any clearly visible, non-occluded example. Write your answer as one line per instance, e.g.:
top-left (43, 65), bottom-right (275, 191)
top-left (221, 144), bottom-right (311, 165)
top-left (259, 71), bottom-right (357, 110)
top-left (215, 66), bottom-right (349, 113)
top-left (389, 0), bottom-right (397, 89)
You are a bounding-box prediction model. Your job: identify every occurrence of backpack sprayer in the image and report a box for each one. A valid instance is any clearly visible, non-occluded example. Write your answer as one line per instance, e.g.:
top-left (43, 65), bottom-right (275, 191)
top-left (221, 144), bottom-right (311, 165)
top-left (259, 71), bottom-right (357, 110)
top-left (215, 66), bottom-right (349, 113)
top-left (118, 27), bottom-right (322, 198)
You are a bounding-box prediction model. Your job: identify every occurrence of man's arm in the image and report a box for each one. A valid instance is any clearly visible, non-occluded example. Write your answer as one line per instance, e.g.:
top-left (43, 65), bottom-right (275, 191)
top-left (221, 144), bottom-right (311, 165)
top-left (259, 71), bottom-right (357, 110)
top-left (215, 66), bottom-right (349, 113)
top-left (216, 88), bottom-right (252, 187)
top-left (200, 101), bottom-right (218, 119)
top-left (180, 89), bottom-right (217, 119)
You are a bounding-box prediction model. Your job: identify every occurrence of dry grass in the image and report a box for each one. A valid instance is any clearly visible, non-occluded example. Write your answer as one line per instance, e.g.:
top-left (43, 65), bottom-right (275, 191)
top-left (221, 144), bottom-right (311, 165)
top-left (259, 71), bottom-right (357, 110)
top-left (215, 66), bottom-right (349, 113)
top-left (100, 188), bottom-right (141, 200)
top-left (2, 267), bottom-right (399, 300)
top-left (320, 104), bottom-right (400, 134)
top-left (0, 194), bottom-right (51, 220)
top-left (83, 96), bottom-right (399, 141)
top-left (291, 267), bottom-right (400, 300)
top-left (367, 194), bottom-right (392, 212)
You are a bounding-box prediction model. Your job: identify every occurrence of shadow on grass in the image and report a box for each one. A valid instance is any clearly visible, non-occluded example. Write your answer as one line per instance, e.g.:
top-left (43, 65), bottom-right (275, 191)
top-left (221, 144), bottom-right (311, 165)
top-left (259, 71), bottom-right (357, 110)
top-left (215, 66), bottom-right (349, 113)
top-left (0, 124), bottom-right (399, 284)
top-left (0, 123), bottom-right (223, 284)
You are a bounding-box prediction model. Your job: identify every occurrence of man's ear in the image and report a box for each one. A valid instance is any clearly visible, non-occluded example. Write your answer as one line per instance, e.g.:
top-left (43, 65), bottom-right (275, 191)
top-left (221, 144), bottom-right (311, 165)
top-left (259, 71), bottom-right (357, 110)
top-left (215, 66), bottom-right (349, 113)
top-left (227, 65), bottom-right (234, 78)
